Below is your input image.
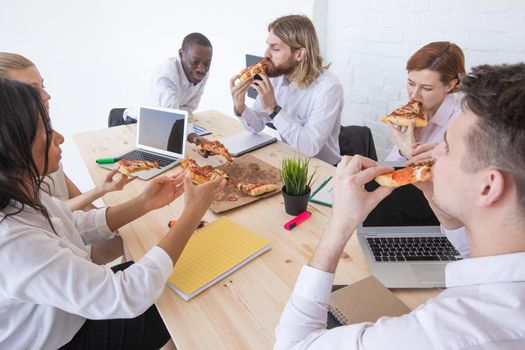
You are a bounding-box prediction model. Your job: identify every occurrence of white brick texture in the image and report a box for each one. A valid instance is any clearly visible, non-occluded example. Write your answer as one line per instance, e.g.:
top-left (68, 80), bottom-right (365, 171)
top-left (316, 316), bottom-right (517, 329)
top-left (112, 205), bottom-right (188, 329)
top-left (322, 0), bottom-right (525, 160)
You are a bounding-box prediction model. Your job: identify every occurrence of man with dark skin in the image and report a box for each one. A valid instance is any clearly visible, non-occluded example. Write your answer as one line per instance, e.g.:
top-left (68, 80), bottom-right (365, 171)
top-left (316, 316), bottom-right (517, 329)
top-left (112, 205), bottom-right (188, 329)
top-left (124, 32), bottom-right (212, 120)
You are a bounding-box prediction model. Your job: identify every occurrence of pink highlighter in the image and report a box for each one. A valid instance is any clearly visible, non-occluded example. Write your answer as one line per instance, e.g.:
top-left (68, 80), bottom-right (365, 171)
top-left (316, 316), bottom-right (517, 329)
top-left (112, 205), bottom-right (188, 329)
top-left (284, 211), bottom-right (312, 230)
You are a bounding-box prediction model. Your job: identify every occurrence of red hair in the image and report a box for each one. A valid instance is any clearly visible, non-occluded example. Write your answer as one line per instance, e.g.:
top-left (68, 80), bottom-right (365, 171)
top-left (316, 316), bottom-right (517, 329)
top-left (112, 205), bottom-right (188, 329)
top-left (406, 42), bottom-right (466, 91)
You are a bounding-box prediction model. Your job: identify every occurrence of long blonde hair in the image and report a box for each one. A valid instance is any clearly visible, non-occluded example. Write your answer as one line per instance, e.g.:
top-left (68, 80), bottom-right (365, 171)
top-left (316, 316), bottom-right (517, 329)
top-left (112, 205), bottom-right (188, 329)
top-left (0, 52), bottom-right (35, 78)
top-left (268, 15), bottom-right (327, 88)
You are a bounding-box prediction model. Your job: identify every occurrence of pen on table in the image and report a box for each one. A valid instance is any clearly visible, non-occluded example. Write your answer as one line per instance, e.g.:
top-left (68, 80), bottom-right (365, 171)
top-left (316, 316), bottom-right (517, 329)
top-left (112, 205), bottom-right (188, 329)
top-left (168, 219), bottom-right (207, 229)
top-left (95, 156), bottom-right (124, 164)
top-left (284, 211), bottom-right (312, 230)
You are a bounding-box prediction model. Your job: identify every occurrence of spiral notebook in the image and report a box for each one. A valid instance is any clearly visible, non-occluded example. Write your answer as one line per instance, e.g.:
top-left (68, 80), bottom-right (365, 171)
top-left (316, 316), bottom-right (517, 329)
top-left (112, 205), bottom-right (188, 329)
top-left (328, 276), bottom-right (410, 326)
top-left (167, 217), bottom-right (271, 301)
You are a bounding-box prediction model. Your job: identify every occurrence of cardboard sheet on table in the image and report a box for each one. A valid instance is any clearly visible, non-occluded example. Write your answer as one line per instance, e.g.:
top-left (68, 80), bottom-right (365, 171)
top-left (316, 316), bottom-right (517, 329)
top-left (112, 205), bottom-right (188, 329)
top-left (210, 154), bottom-right (282, 213)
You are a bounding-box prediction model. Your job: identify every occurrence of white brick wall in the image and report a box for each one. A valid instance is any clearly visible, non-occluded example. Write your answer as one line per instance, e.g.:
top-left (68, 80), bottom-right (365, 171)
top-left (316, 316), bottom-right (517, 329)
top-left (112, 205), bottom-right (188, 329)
top-left (322, 0), bottom-right (525, 160)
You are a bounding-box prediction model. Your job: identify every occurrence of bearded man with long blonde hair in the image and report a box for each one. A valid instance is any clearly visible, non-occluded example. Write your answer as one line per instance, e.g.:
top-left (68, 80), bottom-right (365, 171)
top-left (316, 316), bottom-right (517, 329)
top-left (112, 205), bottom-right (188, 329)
top-left (230, 15), bottom-right (343, 165)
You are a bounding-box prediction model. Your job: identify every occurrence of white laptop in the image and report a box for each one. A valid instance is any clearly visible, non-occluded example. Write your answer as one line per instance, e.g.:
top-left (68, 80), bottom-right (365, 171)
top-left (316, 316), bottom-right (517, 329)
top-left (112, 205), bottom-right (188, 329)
top-left (99, 105), bottom-right (188, 180)
top-left (219, 131), bottom-right (277, 157)
top-left (357, 162), bottom-right (462, 288)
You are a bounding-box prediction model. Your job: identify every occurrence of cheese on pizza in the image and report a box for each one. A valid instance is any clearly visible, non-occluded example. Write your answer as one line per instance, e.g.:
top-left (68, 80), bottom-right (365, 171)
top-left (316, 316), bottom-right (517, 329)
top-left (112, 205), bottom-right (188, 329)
top-left (116, 159), bottom-right (159, 175)
top-left (236, 59), bottom-right (270, 85)
top-left (237, 182), bottom-right (279, 196)
top-left (197, 140), bottom-right (233, 163)
top-left (380, 100), bottom-right (427, 127)
top-left (374, 160), bottom-right (435, 187)
top-left (180, 158), bottom-right (228, 184)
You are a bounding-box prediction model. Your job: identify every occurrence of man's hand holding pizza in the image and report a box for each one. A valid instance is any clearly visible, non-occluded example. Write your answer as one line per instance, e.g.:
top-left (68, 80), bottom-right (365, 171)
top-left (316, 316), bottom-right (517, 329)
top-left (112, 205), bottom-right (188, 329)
top-left (250, 73), bottom-right (278, 115)
top-left (310, 156), bottom-right (393, 273)
top-left (230, 74), bottom-right (251, 116)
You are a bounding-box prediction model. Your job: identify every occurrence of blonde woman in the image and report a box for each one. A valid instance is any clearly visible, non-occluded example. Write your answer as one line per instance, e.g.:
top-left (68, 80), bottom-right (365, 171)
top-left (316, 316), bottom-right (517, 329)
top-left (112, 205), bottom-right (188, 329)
top-left (230, 15), bottom-right (343, 165)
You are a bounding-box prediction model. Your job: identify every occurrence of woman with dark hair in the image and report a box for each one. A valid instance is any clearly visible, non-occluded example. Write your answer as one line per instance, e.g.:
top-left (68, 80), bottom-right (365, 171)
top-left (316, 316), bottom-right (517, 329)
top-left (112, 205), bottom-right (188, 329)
top-left (0, 52), bottom-right (134, 264)
top-left (0, 78), bottom-right (224, 349)
top-left (385, 41), bottom-right (466, 161)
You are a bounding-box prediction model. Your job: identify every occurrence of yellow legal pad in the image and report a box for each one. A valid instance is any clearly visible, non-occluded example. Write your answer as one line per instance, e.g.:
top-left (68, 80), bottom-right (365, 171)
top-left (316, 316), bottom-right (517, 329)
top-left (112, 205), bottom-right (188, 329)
top-left (167, 217), bottom-right (272, 301)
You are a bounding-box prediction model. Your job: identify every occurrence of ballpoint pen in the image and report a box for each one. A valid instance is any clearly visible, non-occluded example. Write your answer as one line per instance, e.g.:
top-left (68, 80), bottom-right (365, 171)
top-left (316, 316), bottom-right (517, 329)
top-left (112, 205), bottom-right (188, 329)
top-left (168, 219), bottom-right (207, 229)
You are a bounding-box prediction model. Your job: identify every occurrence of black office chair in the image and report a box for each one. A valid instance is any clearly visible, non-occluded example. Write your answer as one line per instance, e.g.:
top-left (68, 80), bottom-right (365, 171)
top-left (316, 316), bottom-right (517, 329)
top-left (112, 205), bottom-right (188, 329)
top-left (338, 125), bottom-right (378, 161)
top-left (108, 108), bottom-right (137, 127)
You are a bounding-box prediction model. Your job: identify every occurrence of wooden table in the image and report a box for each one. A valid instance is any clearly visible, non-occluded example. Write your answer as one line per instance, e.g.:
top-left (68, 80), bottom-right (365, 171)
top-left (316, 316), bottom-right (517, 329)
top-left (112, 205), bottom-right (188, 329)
top-left (73, 110), bottom-right (440, 350)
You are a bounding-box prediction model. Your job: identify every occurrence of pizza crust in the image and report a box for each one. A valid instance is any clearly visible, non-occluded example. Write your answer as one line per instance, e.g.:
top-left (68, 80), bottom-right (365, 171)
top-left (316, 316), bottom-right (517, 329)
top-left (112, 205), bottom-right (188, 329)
top-left (237, 183), bottom-right (279, 196)
top-left (374, 160), bottom-right (434, 187)
top-left (116, 160), bottom-right (159, 175)
top-left (236, 59), bottom-right (269, 85)
top-left (380, 115), bottom-right (428, 127)
top-left (197, 140), bottom-right (233, 163)
top-left (180, 158), bottom-right (228, 184)
top-left (381, 100), bottom-right (427, 127)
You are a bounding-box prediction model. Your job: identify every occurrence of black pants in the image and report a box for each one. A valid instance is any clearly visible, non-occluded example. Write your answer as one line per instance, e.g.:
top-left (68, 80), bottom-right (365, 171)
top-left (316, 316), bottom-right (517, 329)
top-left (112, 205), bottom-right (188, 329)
top-left (59, 261), bottom-right (171, 350)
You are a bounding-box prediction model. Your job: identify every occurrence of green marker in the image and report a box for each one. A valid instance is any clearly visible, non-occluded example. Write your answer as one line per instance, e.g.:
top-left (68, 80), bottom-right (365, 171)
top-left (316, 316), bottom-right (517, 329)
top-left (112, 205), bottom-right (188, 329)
top-left (96, 156), bottom-right (123, 164)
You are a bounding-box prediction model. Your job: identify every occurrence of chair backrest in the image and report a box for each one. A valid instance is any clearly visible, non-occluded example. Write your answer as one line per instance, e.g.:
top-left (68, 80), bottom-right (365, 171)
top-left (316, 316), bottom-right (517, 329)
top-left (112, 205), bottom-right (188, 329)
top-left (339, 125), bottom-right (378, 161)
top-left (108, 108), bottom-right (132, 127)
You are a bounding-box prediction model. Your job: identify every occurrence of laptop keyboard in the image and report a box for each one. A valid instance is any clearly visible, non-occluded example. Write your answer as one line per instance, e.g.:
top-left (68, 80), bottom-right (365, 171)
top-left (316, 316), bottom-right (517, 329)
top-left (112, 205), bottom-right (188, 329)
top-left (121, 150), bottom-right (176, 168)
top-left (366, 236), bottom-right (462, 262)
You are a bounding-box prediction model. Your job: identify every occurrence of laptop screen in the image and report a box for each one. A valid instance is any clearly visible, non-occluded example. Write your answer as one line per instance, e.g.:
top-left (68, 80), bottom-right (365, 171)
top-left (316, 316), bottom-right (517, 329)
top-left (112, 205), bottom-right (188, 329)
top-left (362, 180), bottom-right (440, 227)
top-left (137, 105), bottom-right (188, 158)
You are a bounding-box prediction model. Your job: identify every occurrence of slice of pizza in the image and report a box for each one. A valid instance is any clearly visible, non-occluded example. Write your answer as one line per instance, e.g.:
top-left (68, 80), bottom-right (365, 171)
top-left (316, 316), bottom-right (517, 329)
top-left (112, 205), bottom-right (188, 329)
top-left (197, 140), bottom-right (233, 163)
top-left (236, 58), bottom-right (270, 85)
top-left (180, 157), bottom-right (228, 184)
top-left (116, 159), bottom-right (159, 175)
top-left (374, 160), bottom-right (435, 187)
top-left (380, 100), bottom-right (427, 127)
top-left (237, 182), bottom-right (279, 196)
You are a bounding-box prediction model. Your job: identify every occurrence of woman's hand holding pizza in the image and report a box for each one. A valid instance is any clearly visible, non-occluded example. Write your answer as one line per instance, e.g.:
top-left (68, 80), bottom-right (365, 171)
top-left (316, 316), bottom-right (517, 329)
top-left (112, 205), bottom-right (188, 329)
top-left (250, 73), bottom-right (278, 115)
top-left (387, 118), bottom-right (417, 158)
top-left (410, 142), bottom-right (439, 163)
top-left (139, 171), bottom-right (186, 211)
top-left (182, 173), bottom-right (226, 219)
top-left (96, 167), bottom-right (132, 196)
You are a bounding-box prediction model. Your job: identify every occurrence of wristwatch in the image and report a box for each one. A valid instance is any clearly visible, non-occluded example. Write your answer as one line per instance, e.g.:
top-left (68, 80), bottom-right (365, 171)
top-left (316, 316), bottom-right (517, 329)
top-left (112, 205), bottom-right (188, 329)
top-left (269, 105), bottom-right (282, 119)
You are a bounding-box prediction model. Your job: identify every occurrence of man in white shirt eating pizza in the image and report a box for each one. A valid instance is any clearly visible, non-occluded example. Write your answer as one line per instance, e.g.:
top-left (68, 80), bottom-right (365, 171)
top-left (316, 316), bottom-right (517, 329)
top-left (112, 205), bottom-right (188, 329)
top-left (274, 63), bottom-right (525, 349)
top-left (230, 15), bottom-right (343, 165)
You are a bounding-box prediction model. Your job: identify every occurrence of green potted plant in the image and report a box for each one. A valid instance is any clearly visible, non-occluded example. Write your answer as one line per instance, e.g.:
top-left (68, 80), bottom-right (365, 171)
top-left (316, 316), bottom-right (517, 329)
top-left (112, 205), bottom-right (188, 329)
top-left (281, 156), bottom-right (317, 216)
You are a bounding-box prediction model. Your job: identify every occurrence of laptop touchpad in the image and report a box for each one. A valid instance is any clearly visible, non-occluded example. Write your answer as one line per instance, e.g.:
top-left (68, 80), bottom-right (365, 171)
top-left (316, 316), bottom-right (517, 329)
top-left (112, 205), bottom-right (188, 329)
top-left (411, 264), bottom-right (445, 284)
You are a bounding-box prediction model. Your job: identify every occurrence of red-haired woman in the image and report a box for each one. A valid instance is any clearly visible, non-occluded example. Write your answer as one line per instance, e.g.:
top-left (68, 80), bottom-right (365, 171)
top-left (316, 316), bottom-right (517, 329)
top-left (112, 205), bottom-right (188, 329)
top-left (385, 41), bottom-right (466, 161)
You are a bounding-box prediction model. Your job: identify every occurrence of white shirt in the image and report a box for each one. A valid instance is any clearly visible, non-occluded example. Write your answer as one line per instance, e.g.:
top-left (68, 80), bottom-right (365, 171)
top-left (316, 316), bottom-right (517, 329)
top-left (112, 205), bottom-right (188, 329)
top-left (386, 92), bottom-right (464, 161)
top-left (0, 191), bottom-right (173, 350)
top-left (240, 71), bottom-right (343, 165)
top-left (43, 163), bottom-right (70, 201)
top-left (124, 56), bottom-right (209, 119)
top-left (275, 253), bottom-right (525, 350)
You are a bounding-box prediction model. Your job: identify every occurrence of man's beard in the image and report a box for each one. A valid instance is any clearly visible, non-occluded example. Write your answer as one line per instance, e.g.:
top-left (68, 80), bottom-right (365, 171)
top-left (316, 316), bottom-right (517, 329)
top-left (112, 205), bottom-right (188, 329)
top-left (266, 56), bottom-right (299, 77)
